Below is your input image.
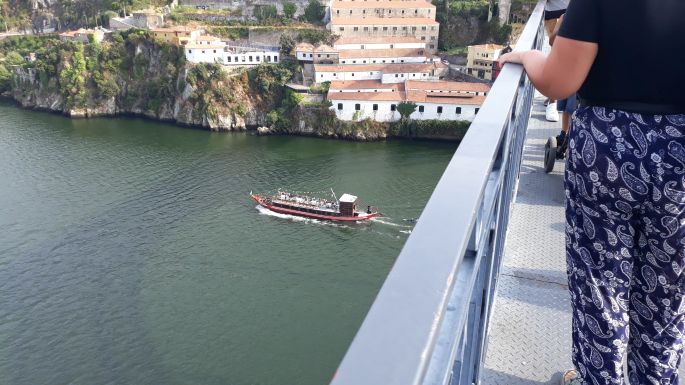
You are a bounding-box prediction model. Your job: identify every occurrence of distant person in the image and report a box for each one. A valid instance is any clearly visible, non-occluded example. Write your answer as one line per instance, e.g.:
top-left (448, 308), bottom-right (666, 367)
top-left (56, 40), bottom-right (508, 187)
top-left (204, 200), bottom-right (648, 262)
top-left (549, 14), bottom-right (577, 147)
top-left (499, 1), bottom-right (685, 385)
top-left (543, 0), bottom-right (569, 122)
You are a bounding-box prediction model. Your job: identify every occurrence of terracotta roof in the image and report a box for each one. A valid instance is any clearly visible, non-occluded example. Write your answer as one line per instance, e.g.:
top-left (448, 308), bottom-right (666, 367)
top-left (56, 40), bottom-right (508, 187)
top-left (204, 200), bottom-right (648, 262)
top-left (59, 28), bottom-right (102, 37)
top-left (331, 0), bottom-right (435, 9)
top-left (314, 44), bottom-right (336, 52)
top-left (334, 36), bottom-right (424, 45)
top-left (152, 26), bottom-right (203, 33)
top-left (405, 80), bottom-right (490, 93)
top-left (328, 88), bottom-right (487, 105)
top-left (469, 43), bottom-right (505, 50)
top-left (328, 91), bottom-right (405, 102)
top-left (329, 79), bottom-right (403, 91)
top-left (295, 42), bottom-right (314, 51)
top-left (330, 17), bottom-right (438, 25)
top-left (196, 35), bottom-right (221, 41)
top-left (406, 90), bottom-right (486, 105)
top-left (315, 63), bottom-right (436, 73)
top-left (339, 48), bottom-right (427, 59)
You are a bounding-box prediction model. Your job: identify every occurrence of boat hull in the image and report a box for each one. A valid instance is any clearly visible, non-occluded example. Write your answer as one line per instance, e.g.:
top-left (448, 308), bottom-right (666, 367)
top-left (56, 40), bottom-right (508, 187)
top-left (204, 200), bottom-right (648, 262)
top-left (251, 194), bottom-right (379, 222)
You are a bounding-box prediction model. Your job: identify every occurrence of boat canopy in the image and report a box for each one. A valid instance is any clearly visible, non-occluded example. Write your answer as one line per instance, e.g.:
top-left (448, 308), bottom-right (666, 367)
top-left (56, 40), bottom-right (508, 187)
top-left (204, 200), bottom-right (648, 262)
top-left (339, 193), bottom-right (358, 203)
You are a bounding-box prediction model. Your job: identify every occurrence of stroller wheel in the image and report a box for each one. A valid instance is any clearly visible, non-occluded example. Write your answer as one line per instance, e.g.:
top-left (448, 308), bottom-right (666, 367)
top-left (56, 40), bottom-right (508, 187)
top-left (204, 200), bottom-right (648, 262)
top-left (544, 136), bottom-right (557, 173)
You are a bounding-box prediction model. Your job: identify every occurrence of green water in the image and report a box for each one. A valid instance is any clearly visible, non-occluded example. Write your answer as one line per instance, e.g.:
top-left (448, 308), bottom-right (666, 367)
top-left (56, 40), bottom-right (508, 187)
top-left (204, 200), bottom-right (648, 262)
top-left (0, 102), bottom-right (457, 385)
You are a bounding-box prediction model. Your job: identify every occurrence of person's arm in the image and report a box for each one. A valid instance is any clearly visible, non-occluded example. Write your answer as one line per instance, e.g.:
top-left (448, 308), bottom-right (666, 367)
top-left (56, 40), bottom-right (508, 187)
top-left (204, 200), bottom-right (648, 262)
top-left (498, 37), bottom-right (597, 100)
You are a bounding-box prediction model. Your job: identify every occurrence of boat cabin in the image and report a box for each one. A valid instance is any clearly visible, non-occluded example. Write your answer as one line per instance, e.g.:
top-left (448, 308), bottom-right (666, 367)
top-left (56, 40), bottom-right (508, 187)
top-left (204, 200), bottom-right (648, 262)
top-left (339, 193), bottom-right (358, 216)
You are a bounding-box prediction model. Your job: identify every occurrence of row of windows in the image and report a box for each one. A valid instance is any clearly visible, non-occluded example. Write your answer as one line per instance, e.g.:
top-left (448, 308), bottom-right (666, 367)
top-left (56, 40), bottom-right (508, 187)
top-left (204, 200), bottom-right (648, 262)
top-left (320, 72), bottom-right (428, 78)
top-left (339, 26), bottom-right (436, 32)
top-left (336, 9), bottom-right (430, 14)
top-left (338, 103), bottom-right (479, 115)
top-left (226, 55), bottom-right (277, 63)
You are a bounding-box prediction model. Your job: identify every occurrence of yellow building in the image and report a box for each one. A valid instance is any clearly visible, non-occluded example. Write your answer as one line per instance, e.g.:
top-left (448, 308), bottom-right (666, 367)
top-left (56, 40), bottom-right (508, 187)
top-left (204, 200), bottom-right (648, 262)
top-left (151, 27), bottom-right (204, 46)
top-left (466, 44), bottom-right (505, 81)
top-left (329, 0), bottom-right (439, 52)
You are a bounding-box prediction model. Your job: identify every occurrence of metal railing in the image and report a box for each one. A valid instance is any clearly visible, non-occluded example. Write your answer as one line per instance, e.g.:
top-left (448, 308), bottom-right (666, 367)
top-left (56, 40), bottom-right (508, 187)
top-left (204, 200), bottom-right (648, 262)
top-left (329, 2), bottom-right (546, 385)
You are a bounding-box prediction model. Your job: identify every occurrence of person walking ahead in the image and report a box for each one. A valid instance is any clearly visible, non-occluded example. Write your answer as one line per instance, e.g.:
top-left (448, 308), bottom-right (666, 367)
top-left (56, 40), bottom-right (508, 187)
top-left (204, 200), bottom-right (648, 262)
top-left (499, 1), bottom-right (685, 384)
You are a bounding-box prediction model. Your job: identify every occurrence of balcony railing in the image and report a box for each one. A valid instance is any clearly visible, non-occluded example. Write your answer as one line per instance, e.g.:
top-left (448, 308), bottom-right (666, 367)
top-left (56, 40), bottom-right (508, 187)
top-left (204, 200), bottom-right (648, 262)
top-left (329, 2), bottom-right (546, 385)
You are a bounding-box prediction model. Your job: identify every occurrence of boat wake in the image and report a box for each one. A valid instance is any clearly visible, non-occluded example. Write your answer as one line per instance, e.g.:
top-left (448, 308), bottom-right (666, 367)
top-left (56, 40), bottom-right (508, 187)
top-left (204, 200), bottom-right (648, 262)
top-left (370, 217), bottom-right (413, 228)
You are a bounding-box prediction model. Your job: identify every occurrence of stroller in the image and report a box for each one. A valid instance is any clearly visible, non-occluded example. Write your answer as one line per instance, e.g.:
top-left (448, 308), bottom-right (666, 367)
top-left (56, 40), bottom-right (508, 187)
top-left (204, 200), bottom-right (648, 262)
top-left (543, 129), bottom-right (569, 173)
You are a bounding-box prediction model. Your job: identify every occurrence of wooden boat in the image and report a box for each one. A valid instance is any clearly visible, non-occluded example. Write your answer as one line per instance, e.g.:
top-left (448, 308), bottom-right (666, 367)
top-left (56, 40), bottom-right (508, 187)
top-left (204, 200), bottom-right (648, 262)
top-left (251, 190), bottom-right (379, 222)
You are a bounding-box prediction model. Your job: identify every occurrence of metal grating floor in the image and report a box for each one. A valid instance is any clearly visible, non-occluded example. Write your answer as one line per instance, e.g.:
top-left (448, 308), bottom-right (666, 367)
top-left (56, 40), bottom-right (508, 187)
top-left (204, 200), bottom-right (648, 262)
top-left (480, 97), bottom-right (685, 385)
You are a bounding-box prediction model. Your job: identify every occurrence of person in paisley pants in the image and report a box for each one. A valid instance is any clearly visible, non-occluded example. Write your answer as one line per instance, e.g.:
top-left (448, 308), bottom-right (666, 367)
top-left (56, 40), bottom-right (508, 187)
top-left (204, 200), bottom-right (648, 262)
top-left (498, 0), bottom-right (685, 383)
top-left (566, 108), bottom-right (685, 384)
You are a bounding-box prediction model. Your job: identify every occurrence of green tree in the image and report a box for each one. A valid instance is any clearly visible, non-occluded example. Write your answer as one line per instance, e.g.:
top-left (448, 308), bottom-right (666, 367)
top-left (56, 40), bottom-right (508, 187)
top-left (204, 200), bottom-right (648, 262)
top-left (303, 0), bottom-right (325, 24)
top-left (282, 1), bottom-right (296, 19)
top-left (397, 101), bottom-right (417, 120)
top-left (279, 34), bottom-right (295, 55)
top-left (254, 4), bottom-right (278, 22)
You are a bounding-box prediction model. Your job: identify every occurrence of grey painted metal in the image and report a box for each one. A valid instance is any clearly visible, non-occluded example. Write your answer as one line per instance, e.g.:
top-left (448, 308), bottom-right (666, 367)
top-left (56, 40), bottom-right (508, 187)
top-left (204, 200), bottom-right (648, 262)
top-left (329, 2), bottom-right (546, 385)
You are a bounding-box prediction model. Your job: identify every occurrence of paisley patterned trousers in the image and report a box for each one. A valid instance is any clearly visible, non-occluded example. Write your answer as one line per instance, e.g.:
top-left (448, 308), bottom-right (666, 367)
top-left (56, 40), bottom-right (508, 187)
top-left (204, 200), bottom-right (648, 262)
top-left (565, 107), bottom-right (685, 385)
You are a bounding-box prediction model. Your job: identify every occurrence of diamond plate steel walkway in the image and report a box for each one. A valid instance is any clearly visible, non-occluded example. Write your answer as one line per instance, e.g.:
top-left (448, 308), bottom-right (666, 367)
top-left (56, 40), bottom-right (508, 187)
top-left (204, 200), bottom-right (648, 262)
top-left (481, 97), bottom-right (685, 385)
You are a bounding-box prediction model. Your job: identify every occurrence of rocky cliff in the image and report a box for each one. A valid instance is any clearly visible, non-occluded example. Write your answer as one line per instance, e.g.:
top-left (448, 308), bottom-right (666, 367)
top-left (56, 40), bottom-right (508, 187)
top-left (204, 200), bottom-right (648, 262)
top-left (8, 31), bottom-right (283, 131)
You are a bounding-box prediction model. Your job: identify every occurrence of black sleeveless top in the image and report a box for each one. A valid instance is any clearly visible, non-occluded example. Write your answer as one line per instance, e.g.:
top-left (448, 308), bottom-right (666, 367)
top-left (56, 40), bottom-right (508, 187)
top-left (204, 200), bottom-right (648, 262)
top-left (558, 0), bottom-right (685, 113)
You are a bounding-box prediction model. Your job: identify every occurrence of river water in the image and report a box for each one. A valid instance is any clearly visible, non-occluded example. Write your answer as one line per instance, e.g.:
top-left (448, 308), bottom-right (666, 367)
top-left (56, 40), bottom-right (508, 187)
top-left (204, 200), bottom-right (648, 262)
top-left (0, 102), bottom-right (457, 385)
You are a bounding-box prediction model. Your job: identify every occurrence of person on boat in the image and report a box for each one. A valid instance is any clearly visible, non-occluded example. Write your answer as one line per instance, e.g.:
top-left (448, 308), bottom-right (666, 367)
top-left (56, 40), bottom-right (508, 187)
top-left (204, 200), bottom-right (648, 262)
top-left (499, 1), bottom-right (685, 384)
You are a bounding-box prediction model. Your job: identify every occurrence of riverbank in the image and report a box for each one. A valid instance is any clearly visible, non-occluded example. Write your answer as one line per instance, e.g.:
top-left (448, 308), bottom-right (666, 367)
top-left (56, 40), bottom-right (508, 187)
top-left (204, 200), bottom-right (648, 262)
top-left (1, 32), bottom-right (470, 142)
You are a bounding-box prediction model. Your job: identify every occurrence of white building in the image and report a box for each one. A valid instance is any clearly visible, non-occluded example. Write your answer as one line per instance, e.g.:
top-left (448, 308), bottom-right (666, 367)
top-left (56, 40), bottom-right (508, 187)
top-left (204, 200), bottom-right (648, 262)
top-left (327, 79), bottom-right (489, 122)
top-left (222, 49), bottom-right (280, 65)
top-left (184, 42), bottom-right (227, 63)
top-left (185, 42), bottom-right (280, 66)
top-left (339, 48), bottom-right (432, 65)
top-left (333, 36), bottom-right (426, 50)
top-left (314, 63), bottom-right (444, 83)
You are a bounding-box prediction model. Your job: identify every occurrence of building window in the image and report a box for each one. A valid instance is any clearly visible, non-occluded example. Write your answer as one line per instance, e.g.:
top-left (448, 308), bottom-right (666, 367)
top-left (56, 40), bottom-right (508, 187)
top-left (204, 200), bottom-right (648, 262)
top-left (318, 54), bottom-right (321, 57)
top-left (373, 104), bottom-right (378, 111)
top-left (437, 106), bottom-right (443, 113)
top-left (402, 26), bottom-right (407, 30)
top-left (430, 44), bottom-right (435, 49)
top-left (256, 56), bottom-right (260, 61)
top-left (227, 56), bottom-right (231, 62)
top-left (338, 103), bottom-right (343, 110)
top-left (475, 108), bottom-right (480, 114)
top-left (326, 54), bottom-right (330, 58)
top-left (249, 56), bottom-right (253, 61)
top-left (351, 73), bottom-right (355, 76)
top-left (333, 73), bottom-right (337, 76)
top-left (354, 27), bottom-right (359, 31)
top-left (400, 60), bottom-right (404, 63)
top-left (412, 26), bottom-right (417, 31)
top-left (188, 49), bottom-right (193, 53)
top-left (402, 10), bottom-right (405, 13)
top-left (456, 107), bottom-right (462, 114)
top-left (355, 104), bottom-right (361, 111)
top-left (395, 74), bottom-right (398, 78)
top-left (352, 60), bottom-right (357, 63)
top-left (364, 27), bottom-right (369, 31)
top-left (340, 27), bottom-right (345, 31)
top-left (373, 27), bottom-right (378, 31)
top-left (391, 104), bottom-right (396, 111)
top-left (202, 50), bottom-right (205, 53)
top-left (419, 105), bottom-right (424, 112)
top-left (422, 26), bottom-right (427, 30)
top-left (393, 27), bottom-right (398, 31)
top-left (421, 36), bottom-right (426, 41)
top-left (213, 50), bottom-right (217, 53)
top-left (369, 72), bottom-right (373, 75)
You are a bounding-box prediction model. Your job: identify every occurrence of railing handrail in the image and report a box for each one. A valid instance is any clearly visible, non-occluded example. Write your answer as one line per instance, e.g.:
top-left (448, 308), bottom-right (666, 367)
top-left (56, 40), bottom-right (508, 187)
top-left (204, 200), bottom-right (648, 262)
top-left (329, 2), bottom-right (546, 385)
